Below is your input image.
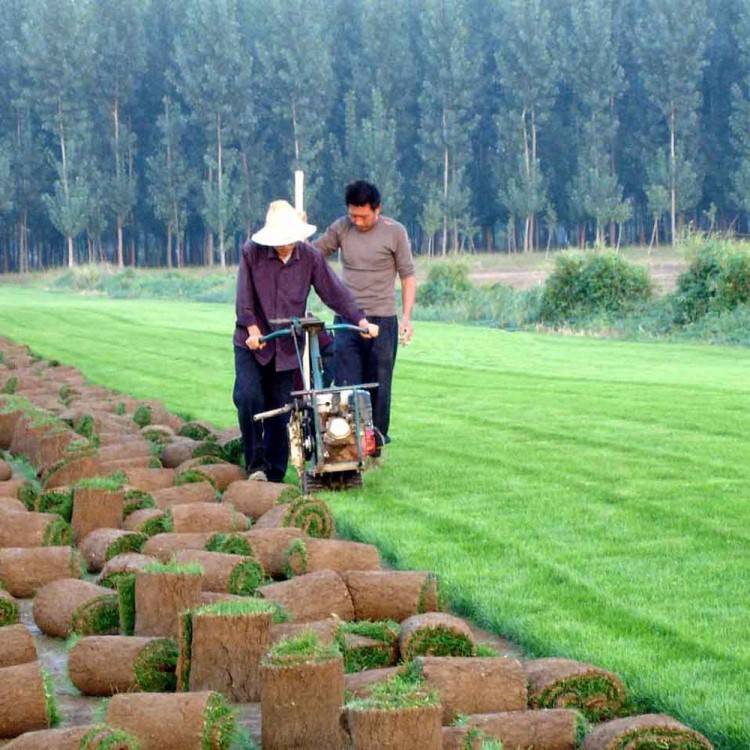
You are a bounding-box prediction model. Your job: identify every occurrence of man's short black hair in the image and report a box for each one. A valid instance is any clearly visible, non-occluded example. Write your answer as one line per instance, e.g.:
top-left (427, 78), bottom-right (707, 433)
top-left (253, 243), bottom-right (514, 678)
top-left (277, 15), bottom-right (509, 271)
top-left (345, 180), bottom-right (381, 210)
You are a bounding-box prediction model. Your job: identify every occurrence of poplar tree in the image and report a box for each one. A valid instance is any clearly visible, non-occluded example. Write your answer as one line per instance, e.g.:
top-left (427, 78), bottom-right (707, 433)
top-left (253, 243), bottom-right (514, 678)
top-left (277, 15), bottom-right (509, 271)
top-left (417, 0), bottom-right (479, 254)
top-left (493, 0), bottom-right (558, 252)
top-left (730, 1), bottom-right (750, 219)
top-left (632, 0), bottom-right (711, 246)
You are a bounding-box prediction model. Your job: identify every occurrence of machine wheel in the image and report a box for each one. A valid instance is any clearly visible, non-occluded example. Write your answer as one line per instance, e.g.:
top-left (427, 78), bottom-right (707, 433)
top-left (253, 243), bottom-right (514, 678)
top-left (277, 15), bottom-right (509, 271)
top-left (303, 470), bottom-right (363, 492)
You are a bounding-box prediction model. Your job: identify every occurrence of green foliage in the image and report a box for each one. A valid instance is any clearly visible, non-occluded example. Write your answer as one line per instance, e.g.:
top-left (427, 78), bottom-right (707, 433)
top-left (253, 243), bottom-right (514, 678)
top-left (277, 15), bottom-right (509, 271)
top-left (133, 638), bottom-right (179, 693)
top-left (133, 405), bottom-right (152, 428)
top-left (418, 262), bottom-right (473, 306)
top-left (41, 666), bottom-right (61, 728)
top-left (345, 673), bottom-right (438, 712)
top-left (263, 631), bottom-right (341, 667)
top-left (117, 574), bottom-right (136, 636)
top-left (673, 243), bottom-right (750, 323)
top-left (205, 532), bottom-right (252, 556)
top-left (538, 252), bottom-right (652, 322)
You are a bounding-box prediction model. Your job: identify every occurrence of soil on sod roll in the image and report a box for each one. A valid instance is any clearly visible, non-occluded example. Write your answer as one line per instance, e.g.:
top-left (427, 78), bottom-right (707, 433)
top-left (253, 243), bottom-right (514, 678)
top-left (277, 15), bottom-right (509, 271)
top-left (97, 553), bottom-right (157, 589)
top-left (0, 624), bottom-right (37, 667)
top-left (0, 497), bottom-right (27, 512)
top-left (133, 566), bottom-right (203, 637)
top-left (78, 529), bottom-right (147, 573)
top-left (398, 612), bottom-right (477, 661)
top-left (151, 481), bottom-right (216, 509)
top-left (170, 502), bottom-right (246, 534)
top-left (0, 511), bottom-right (72, 548)
top-left (258, 570), bottom-right (355, 622)
top-left (342, 571), bottom-right (442, 622)
top-left (240, 527), bottom-right (305, 578)
top-left (121, 467), bottom-right (175, 492)
top-left (0, 661), bottom-right (53, 738)
top-left (283, 537), bottom-right (381, 577)
top-left (141, 532), bottom-right (212, 561)
top-left (524, 657), bottom-right (628, 723)
top-left (68, 635), bottom-right (178, 695)
top-left (346, 703), bottom-right (443, 750)
top-left (261, 651), bottom-right (345, 749)
top-left (0, 547), bottom-right (83, 598)
top-left (159, 437), bottom-right (201, 468)
top-left (104, 690), bottom-right (235, 750)
top-left (254, 496), bottom-right (336, 538)
top-left (32, 579), bottom-right (119, 638)
top-left (344, 667), bottom-right (406, 699)
top-left (1, 725), bottom-right (90, 749)
top-left (442, 709), bottom-right (582, 750)
top-left (221, 480), bottom-right (299, 520)
top-left (122, 507), bottom-right (168, 535)
top-left (70, 487), bottom-right (124, 544)
top-left (43, 456), bottom-right (101, 490)
top-left (413, 656), bottom-right (527, 724)
top-left (180, 463), bottom-right (246, 492)
top-left (580, 713), bottom-right (714, 750)
top-left (177, 601), bottom-right (274, 700)
top-left (0, 588), bottom-right (20, 625)
top-left (172, 549), bottom-right (265, 596)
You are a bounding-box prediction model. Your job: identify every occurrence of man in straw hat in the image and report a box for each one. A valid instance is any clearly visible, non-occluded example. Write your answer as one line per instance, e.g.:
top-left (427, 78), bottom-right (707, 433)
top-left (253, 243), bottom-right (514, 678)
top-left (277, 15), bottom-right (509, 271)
top-left (233, 199), bottom-right (378, 483)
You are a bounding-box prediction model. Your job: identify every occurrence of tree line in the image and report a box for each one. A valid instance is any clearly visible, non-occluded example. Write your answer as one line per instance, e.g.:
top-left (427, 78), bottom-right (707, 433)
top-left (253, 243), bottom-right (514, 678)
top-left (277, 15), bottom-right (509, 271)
top-left (0, 0), bottom-right (748, 272)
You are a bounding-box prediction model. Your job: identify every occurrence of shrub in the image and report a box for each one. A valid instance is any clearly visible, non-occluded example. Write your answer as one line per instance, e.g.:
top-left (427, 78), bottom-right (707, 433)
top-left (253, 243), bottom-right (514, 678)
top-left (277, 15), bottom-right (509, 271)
top-left (538, 252), bottom-right (652, 323)
top-left (418, 262), bottom-right (473, 306)
top-left (672, 242), bottom-right (750, 324)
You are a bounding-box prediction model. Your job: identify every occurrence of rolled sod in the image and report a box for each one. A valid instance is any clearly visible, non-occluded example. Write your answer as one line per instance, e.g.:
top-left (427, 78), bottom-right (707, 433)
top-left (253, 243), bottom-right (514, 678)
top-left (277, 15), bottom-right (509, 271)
top-left (159, 437), bottom-right (202, 468)
top-left (79, 529), bottom-right (147, 573)
top-left (178, 463), bottom-right (246, 492)
top-left (0, 661), bottom-right (55, 738)
top-left (69, 635), bottom-right (179, 695)
top-left (98, 552), bottom-right (157, 589)
top-left (0, 510), bottom-right (72, 547)
top-left (580, 713), bottom-right (713, 750)
top-left (0, 546), bottom-right (83, 598)
top-left (0, 587), bottom-right (20, 626)
top-left (177, 599), bottom-right (276, 700)
top-left (258, 570), bottom-right (355, 622)
top-left (204, 532), bottom-right (253, 556)
top-left (71, 486), bottom-right (124, 543)
top-left (35, 486), bottom-right (74, 521)
top-left (525, 657), bottom-right (628, 723)
top-left (443, 709), bottom-right (584, 750)
top-left (172, 549), bottom-right (265, 596)
top-left (284, 537), bottom-right (381, 577)
top-left (170, 502), bottom-right (247, 534)
top-left (413, 656), bottom-right (527, 724)
top-left (151, 481), bottom-right (216, 509)
top-left (222, 480), bottom-right (300, 520)
top-left (240, 527), bottom-right (305, 578)
top-left (0, 624), bottom-right (37, 667)
top-left (43, 455), bottom-right (101, 490)
top-left (134, 564), bottom-right (204, 637)
top-left (122, 488), bottom-right (156, 517)
top-left (105, 690), bottom-right (235, 750)
top-left (270, 618), bottom-right (340, 647)
top-left (4, 723), bottom-right (141, 749)
top-left (33, 578), bottom-right (119, 638)
top-left (122, 467), bottom-right (175, 492)
top-left (123, 507), bottom-right (170, 536)
top-left (345, 667), bottom-right (406, 700)
top-left (342, 571), bottom-right (442, 622)
top-left (338, 621), bottom-right (400, 673)
top-left (261, 636), bottom-right (345, 750)
top-left (141, 532), bottom-right (212, 561)
top-left (254, 495), bottom-right (336, 538)
top-left (344, 674), bottom-right (443, 750)
top-left (398, 613), bottom-right (477, 662)
top-left (0, 497), bottom-right (27, 512)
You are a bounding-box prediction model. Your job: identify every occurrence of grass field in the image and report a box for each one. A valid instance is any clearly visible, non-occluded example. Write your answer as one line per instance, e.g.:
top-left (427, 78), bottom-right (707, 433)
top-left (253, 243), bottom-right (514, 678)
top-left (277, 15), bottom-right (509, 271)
top-left (0, 286), bottom-right (748, 748)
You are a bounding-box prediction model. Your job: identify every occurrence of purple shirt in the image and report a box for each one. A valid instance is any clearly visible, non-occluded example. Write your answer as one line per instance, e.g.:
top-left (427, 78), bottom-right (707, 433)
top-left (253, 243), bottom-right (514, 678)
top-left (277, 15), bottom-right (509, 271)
top-left (233, 239), bottom-right (365, 371)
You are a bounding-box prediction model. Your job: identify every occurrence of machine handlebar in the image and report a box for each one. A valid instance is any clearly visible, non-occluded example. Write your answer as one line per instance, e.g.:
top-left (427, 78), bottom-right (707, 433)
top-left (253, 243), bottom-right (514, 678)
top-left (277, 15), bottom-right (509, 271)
top-left (259, 317), bottom-right (367, 343)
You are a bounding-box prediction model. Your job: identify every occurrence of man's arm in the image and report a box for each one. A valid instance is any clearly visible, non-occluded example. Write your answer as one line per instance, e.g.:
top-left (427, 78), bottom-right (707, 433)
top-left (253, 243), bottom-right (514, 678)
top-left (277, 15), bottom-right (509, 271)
top-left (313, 222), bottom-right (341, 257)
top-left (399, 274), bottom-right (416, 344)
top-left (235, 242), bottom-right (263, 349)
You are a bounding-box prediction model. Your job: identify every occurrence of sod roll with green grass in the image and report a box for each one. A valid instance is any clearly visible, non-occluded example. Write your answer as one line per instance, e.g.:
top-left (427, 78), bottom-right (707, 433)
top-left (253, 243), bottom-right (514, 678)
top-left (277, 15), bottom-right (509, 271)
top-left (33, 579), bottom-right (119, 638)
top-left (398, 613), bottom-right (477, 661)
top-left (0, 588), bottom-right (20, 627)
top-left (337, 620), bottom-right (400, 673)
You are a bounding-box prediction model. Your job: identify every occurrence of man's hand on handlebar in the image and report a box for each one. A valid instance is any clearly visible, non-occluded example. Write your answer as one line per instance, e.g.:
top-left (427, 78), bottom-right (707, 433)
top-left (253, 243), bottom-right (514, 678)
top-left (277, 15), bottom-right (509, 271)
top-left (245, 325), bottom-right (266, 351)
top-left (358, 318), bottom-right (380, 339)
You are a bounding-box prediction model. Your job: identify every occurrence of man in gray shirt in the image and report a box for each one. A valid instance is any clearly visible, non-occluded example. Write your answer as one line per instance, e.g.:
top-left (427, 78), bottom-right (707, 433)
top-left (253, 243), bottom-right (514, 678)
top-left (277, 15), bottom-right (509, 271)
top-left (315, 180), bottom-right (416, 450)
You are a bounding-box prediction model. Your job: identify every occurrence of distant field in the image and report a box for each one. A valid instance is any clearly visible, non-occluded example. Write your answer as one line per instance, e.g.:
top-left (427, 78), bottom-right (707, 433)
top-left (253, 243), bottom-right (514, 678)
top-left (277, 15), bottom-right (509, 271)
top-left (0, 286), bottom-right (747, 748)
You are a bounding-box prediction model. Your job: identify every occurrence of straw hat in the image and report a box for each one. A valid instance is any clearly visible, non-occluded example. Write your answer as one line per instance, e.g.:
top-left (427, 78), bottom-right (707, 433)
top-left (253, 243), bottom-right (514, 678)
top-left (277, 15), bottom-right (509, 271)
top-left (251, 200), bottom-right (316, 246)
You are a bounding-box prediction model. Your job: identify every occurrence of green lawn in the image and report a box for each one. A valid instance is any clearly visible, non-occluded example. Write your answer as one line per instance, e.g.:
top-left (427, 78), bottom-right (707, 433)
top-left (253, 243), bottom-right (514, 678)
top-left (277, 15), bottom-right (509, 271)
top-left (0, 287), bottom-right (748, 748)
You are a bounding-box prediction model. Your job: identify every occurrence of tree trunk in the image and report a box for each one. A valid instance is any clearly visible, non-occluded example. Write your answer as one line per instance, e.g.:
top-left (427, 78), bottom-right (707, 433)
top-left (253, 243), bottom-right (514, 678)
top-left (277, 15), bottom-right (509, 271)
top-left (670, 103), bottom-right (677, 248)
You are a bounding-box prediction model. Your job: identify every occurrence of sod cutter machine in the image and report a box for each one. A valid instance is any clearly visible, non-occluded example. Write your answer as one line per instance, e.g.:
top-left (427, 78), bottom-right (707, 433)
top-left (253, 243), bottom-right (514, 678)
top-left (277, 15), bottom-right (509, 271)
top-left (253, 315), bottom-right (379, 492)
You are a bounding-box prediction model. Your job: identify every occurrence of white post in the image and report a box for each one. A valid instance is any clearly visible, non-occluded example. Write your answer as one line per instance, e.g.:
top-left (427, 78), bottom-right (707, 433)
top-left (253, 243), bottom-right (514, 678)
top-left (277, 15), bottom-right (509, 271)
top-left (294, 170), bottom-right (304, 215)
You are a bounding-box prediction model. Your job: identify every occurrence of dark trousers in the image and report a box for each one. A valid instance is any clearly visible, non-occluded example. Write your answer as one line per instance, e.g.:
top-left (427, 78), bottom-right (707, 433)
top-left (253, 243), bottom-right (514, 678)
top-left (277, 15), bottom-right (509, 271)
top-left (232, 345), bottom-right (294, 482)
top-left (333, 315), bottom-right (398, 440)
